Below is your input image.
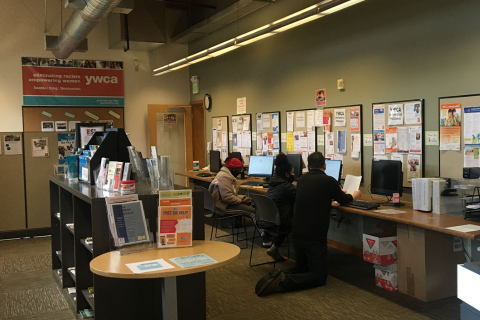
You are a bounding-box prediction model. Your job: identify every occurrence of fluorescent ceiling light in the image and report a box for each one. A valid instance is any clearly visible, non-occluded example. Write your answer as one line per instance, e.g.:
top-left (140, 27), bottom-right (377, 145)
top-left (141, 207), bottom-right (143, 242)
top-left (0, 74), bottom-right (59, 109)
top-left (170, 63), bottom-right (191, 70)
top-left (153, 65), bottom-right (169, 72)
top-left (153, 70), bottom-right (172, 76)
top-left (272, 4), bottom-right (318, 25)
top-left (209, 46), bottom-right (240, 57)
top-left (237, 33), bottom-right (276, 46)
top-left (188, 55), bottom-right (213, 64)
top-left (273, 14), bottom-right (324, 33)
top-left (210, 39), bottom-right (236, 51)
top-left (236, 25), bottom-right (270, 39)
top-left (187, 50), bottom-right (208, 60)
top-left (321, 0), bottom-right (364, 14)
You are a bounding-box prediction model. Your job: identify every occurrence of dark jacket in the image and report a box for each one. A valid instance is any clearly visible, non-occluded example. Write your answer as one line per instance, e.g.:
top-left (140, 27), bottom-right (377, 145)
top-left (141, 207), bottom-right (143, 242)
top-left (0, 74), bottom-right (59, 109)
top-left (292, 169), bottom-right (353, 243)
top-left (266, 175), bottom-right (296, 230)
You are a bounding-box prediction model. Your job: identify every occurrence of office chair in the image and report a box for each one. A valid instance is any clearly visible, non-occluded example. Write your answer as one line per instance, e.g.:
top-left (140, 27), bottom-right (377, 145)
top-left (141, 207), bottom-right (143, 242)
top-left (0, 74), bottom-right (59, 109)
top-left (249, 194), bottom-right (290, 268)
top-left (194, 185), bottom-right (248, 249)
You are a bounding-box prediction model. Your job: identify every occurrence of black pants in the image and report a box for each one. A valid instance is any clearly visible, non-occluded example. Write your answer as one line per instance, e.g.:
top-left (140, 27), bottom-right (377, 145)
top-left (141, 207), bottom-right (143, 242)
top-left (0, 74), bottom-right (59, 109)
top-left (281, 240), bottom-right (328, 292)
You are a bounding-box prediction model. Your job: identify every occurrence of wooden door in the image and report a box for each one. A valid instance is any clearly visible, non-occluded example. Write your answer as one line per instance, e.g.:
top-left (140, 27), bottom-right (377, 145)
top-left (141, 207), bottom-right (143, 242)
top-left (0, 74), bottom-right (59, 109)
top-left (191, 100), bottom-right (206, 168)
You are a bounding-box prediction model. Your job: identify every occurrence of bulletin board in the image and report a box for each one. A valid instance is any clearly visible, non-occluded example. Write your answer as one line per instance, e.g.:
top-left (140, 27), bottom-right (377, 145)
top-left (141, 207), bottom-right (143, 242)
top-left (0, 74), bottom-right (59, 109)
top-left (23, 106), bottom-right (124, 132)
top-left (323, 105), bottom-right (363, 178)
top-left (286, 109), bottom-right (317, 166)
top-left (372, 99), bottom-right (425, 187)
top-left (212, 116), bottom-right (229, 161)
top-left (255, 112), bottom-right (281, 156)
top-left (231, 114), bottom-right (252, 165)
top-left (439, 94), bottom-right (480, 179)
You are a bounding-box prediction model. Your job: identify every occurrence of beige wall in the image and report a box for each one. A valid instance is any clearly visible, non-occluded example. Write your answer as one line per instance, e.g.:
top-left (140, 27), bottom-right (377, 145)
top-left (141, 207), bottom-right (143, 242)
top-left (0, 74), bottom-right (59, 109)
top-left (0, 0), bottom-right (190, 155)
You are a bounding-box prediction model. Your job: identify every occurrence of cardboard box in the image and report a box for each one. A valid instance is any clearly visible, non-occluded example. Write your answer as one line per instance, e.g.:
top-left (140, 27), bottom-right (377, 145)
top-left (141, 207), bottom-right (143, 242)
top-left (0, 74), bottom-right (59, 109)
top-left (374, 264), bottom-right (398, 292)
top-left (363, 233), bottom-right (397, 265)
top-left (397, 224), bottom-right (465, 301)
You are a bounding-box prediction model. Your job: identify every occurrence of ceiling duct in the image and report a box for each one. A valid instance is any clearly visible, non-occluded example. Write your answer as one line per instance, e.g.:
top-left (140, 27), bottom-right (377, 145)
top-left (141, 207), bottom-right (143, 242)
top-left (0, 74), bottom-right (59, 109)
top-left (48, 0), bottom-right (125, 59)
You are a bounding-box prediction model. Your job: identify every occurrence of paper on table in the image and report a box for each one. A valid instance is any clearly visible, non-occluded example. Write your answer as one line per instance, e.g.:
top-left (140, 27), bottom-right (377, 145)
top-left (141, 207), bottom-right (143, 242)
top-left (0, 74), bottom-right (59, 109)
top-left (170, 253), bottom-right (217, 268)
top-left (374, 209), bottom-right (406, 214)
top-left (445, 224), bottom-right (480, 232)
top-left (126, 259), bottom-right (175, 274)
top-left (343, 174), bottom-right (362, 195)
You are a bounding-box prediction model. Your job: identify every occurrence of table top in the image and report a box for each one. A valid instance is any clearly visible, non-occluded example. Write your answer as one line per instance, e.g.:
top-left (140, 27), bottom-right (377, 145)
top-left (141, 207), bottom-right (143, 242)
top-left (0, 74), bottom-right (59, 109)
top-left (90, 240), bottom-right (240, 279)
top-left (177, 172), bottom-right (480, 240)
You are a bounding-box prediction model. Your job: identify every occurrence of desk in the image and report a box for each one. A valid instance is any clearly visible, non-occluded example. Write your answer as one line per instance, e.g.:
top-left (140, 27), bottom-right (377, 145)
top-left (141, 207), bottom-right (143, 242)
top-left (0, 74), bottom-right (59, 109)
top-left (91, 240), bottom-right (240, 320)
top-left (176, 171), bottom-right (268, 194)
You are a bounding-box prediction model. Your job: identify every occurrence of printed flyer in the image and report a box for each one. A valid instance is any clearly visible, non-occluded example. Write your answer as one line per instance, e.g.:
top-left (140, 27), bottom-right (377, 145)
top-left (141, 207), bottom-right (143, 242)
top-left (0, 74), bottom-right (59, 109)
top-left (385, 127), bottom-right (397, 153)
top-left (373, 105), bottom-right (385, 130)
top-left (58, 133), bottom-right (75, 164)
top-left (464, 107), bottom-right (480, 146)
top-left (404, 102), bottom-right (422, 124)
top-left (439, 103), bottom-right (461, 151)
top-left (350, 107), bottom-right (360, 131)
top-left (158, 190), bottom-right (192, 248)
top-left (373, 129), bottom-right (385, 155)
top-left (409, 126), bottom-right (422, 154)
top-left (31, 137), bottom-right (49, 157)
top-left (464, 147), bottom-right (480, 167)
top-left (388, 104), bottom-right (404, 126)
top-left (407, 155), bottom-right (421, 181)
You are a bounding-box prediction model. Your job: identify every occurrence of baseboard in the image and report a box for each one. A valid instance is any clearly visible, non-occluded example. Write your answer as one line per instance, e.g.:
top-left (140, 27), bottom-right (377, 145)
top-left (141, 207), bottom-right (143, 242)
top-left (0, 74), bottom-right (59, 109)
top-left (327, 239), bottom-right (363, 258)
top-left (0, 227), bottom-right (51, 240)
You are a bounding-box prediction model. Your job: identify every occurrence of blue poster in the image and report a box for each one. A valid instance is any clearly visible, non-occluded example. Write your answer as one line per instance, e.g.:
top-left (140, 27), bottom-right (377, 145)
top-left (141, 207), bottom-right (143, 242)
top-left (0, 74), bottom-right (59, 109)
top-left (58, 133), bottom-right (75, 164)
top-left (337, 130), bottom-right (346, 153)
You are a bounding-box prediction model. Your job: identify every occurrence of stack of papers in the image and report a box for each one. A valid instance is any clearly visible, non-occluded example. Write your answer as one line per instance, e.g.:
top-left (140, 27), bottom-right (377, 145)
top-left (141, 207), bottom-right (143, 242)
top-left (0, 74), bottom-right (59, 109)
top-left (343, 175), bottom-right (362, 195)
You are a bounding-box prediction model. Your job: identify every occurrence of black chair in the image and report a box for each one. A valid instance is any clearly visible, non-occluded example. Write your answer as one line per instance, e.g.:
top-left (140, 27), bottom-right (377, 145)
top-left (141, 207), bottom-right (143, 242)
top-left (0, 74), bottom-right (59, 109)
top-left (194, 185), bottom-right (248, 249)
top-left (249, 194), bottom-right (290, 267)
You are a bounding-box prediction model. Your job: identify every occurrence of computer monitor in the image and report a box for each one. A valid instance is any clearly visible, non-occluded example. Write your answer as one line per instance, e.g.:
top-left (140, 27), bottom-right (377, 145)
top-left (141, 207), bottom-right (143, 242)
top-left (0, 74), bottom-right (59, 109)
top-left (324, 159), bottom-right (342, 181)
top-left (287, 154), bottom-right (304, 178)
top-left (371, 159), bottom-right (403, 197)
top-left (248, 156), bottom-right (274, 178)
top-left (209, 150), bottom-right (221, 173)
top-left (228, 152), bottom-right (243, 163)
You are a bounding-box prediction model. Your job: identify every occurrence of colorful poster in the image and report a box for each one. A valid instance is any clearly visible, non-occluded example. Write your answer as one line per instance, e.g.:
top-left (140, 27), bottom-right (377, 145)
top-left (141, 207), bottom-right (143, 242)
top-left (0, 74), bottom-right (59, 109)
top-left (323, 110), bottom-right (331, 132)
top-left (334, 109), bottom-right (346, 127)
top-left (373, 129), bottom-right (385, 155)
top-left (58, 133), bottom-right (75, 164)
top-left (373, 105), bottom-right (385, 130)
top-left (337, 130), bottom-right (347, 153)
top-left (315, 88), bottom-right (326, 106)
top-left (409, 126), bottom-right (422, 154)
top-left (286, 132), bottom-right (294, 152)
top-left (464, 107), bottom-right (480, 146)
top-left (163, 114), bottom-right (177, 124)
top-left (31, 137), bottom-right (49, 157)
top-left (407, 155), bottom-right (421, 181)
top-left (158, 190), bottom-right (192, 248)
top-left (22, 57), bottom-right (124, 106)
top-left (388, 104), bottom-right (404, 126)
top-left (350, 107), bottom-right (360, 131)
top-left (386, 127), bottom-right (397, 153)
top-left (4, 135), bottom-right (22, 155)
top-left (405, 102), bottom-right (422, 124)
top-left (440, 103), bottom-right (461, 151)
top-left (326, 132), bottom-right (335, 154)
top-left (464, 147), bottom-right (480, 167)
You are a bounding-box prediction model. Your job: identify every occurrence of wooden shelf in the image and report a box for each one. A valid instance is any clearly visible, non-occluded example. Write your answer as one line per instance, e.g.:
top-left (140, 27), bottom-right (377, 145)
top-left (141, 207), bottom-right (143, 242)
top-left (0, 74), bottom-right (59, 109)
top-left (81, 289), bottom-right (95, 310)
top-left (80, 239), bottom-right (93, 254)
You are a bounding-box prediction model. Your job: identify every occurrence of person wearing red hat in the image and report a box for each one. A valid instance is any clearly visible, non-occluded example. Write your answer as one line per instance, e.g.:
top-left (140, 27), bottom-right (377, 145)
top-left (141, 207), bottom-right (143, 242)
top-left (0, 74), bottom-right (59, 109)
top-left (209, 157), bottom-right (271, 246)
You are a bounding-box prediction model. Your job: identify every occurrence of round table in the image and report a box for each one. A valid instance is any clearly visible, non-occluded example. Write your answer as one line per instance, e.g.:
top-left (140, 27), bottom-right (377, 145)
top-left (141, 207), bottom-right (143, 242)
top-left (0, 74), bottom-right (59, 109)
top-left (90, 240), bottom-right (240, 320)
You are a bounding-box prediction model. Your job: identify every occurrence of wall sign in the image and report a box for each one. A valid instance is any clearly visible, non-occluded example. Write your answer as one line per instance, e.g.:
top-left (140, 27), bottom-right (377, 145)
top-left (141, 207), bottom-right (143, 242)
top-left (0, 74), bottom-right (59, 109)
top-left (22, 57), bottom-right (124, 107)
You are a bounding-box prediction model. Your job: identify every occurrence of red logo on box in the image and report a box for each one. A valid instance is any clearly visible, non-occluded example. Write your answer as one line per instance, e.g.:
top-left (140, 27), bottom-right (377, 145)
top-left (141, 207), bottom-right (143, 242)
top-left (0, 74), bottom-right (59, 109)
top-left (366, 238), bottom-right (376, 248)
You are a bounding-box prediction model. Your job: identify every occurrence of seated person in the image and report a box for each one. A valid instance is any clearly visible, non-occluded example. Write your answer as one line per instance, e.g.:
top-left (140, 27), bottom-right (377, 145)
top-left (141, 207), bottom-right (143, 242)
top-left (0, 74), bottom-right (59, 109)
top-left (255, 152), bottom-right (361, 296)
top-left (209, 157), bottom-right (271, 246)
top-left (265, 153), bottom-right (296, 261)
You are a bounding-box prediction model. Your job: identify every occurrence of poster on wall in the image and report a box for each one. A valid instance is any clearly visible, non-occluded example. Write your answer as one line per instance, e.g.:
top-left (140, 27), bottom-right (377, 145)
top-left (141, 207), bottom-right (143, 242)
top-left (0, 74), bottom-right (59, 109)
top-left (388, 104), bottom-right (404, 126)
top-left (407, 155), bottom-right (421, 181)
top-left (31, 137), bottom-right (49, 157)
top-left (22, 57), bottom-right (124, 106)
top-left (373, 129), bottom-right (385, 155)
top-left (405, 102), bottom-right (422, 124)
top-left (334, 109), bottom-right (346, 127)
top-left (464, 107), bottom-right (480, 146)
top-left (373, 105), bottom-right (385, 130)
top-left (439, 103), bottom-right (461, 151)
top-left (4, 135), bottom-right (22, 155)
top-left (315, 88), bottom-right (326, 106)
top-left (385, 127), bottom-right (397, 153)
top-left (464, 147), bottom-right (480, 167)
top-left (163, 114), bottom-right (177, 124)
top-left (58, 133), bottom-right (75, 164)
top-left (350, 107), bottom-right (360, 131)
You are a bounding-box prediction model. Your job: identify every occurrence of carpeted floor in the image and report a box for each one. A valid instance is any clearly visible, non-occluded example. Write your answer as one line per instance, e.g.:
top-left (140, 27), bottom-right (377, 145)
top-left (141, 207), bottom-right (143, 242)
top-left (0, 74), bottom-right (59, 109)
top-left (0, 226), bottom-right (461, 320)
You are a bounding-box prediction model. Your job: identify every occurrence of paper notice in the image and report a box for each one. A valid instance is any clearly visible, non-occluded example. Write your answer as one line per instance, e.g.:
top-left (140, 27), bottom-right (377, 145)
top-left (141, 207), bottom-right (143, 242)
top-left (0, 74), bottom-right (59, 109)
top-left (307, 110), bottom-right (315, 130)
top-left (242, 131), bottom-right (251, 148)
top-left (296, 112), bottom-right (306, 128)
top-left (217, 119), bottom-right (223, 131)
top-left (397, 127), bottom-right (409, 153)
top-left (363, 134), bottom-right (373, 146)
top-left (257, 133), bottom-right (262, 150)
top-left (351, 134), bottom-right (361, 157)
top-left (315, 109), bottom-right (323, 127)
top-left (126, 258), bottom-right (175, 274)
top-left (426, 131), bottom-right (439, 145)
top-left (333, 154), bottom-right (343, 162)
top-left (272, 114), bottom-right (279, 133)
top-left (273, 133), bottom-right (280, 149)
top-left (373, 130), bottom-right (385, 155)
top-left (350, 107), bottom-right (360, 131)
top-left (337, 130), bottom-right (347, 153)
top-left (232, 133), bottom-right (238, 147)
top-left (334, 109), bottom-right (346, 127)
top-left (222, 132), bottom-right (227, 147)
top-left (323, 110), bottom-right (331, 132)
top-left (287, 112), bottom-right (294, 132)
top-left (464, 107), bottom-right (480, 145)
top-left (405, 102), bottom-right (422, 125)
top-left (464, 147), bottom-right (480, 168)
top-left (343, 174), bottom-right (362, 195)
top-left (243, 117), bottom-right (250, 131)
top-left (318, 135), bottom-right (325, 146)
top-left (31, 137), bottom-right (49, 157)
top-left (307, 131), bottom-right (316, 152)
top-left (386, 127), bottom-right (397, 153)
top-left (237, 117), bottom-right (243, 132)
top-left (237, 97), bottom-right (246, 114)
top-left (407, 154), bottom-right (421, 181)
top-left (391, 153), bottom-right (404, 167)
top-left (373, 105), bottom-right (385, 130)
top-left (388, 104), bottom-right (404, 126)
top-left (374, 155), bottom-right (389, 160)
top-left (286, 132), bottom-right (294, 152)
top-left (262, 114), bottom-right (271, 129)
top-left (257, 113), bottom-right (263, 131)
top-left (281, 133), bottom-right (287, 142)
top-left (440, 103), bottom-right (461, 151)
top-left (326, 132), bottom-right (335, 154)
top-left (409, 126), bottom-right (422, 154)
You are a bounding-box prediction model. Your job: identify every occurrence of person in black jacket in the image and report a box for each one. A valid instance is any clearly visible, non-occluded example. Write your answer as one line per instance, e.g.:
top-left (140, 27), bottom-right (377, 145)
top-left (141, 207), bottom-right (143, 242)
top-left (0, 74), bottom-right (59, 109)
top-left (255, 152), bottom-right (361, 296)
top-left (265, 153), bottom-right (296, 261)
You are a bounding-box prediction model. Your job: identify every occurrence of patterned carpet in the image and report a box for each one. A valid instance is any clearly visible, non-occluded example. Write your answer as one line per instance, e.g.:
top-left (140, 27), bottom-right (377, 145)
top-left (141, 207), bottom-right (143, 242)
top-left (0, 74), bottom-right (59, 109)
top-left (0, 227), bottom-right (461, 320)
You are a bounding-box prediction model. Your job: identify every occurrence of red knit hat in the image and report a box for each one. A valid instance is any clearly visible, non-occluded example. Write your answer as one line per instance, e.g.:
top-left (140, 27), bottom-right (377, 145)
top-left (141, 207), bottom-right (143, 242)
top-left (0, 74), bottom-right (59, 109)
top-left (225, 158), bottom-right (243, 169)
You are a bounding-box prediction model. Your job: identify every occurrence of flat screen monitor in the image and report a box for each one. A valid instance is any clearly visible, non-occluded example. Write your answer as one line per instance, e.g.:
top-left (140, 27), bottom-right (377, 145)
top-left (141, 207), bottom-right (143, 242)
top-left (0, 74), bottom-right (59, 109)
top-left (210, 150), bottom-right (221, 173)
top-left (287, 154), bottom-right (304, 178)
top-left (371, 159), bottom-right (403, 197)
top-left (228, 152), bottom-right (243, 163)
top-left (248, 156), bottom-right (274, 178)
top-left (324, 159), bottom-right (343, 181)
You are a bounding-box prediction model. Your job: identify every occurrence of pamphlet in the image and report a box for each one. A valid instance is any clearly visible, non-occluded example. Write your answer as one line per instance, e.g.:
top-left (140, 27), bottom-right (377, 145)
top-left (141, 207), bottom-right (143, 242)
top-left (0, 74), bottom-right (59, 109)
top-left (126, 259), bottom-right (175, 274)
top-left (286, 112), bottom-right (294, 132)
top-left (158, 190), bottom-right (193, 248)
top-left (350, 107), bottom-right (360, 131)
top-left (170, 253), bottom-right (217, 268)
top-left (439, 103), bottom-right (461, 151)
top-left (337, 130), bottom-right (346, 153)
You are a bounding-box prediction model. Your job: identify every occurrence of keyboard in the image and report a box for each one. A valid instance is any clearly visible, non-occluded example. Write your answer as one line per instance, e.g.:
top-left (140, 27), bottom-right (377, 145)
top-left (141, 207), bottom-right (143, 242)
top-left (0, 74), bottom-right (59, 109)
top-left (342, 201), bottom-right (380, 210)
top-left (241, 181), bottom-right (264, 186)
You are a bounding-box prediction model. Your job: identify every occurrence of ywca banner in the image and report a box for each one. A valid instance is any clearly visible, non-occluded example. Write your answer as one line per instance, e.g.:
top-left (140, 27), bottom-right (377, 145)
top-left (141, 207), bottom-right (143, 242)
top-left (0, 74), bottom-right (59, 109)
top-left (22, 57), bottom-right (124, 106)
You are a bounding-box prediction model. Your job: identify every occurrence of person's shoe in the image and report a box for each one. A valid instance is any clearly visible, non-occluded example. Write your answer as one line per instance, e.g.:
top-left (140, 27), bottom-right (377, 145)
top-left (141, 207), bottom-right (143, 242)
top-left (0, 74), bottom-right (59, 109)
top-left (255, 269), bottom-right (281, 295)
top-left (256, 270), bottom-right (285, 297)
top-left (262, 241), bottom-right (272, 248)
top-left (266, 244), bottom-right (287, 262)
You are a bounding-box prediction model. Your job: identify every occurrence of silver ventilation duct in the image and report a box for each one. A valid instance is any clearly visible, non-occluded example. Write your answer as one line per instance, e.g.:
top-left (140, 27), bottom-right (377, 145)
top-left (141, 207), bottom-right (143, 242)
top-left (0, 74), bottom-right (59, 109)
top-left (52, 0), bottom-right (123, 59)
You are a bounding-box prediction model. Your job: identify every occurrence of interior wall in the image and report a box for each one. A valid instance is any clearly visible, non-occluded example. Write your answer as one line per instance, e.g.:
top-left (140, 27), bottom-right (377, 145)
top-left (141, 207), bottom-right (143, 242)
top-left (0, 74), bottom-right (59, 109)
top-left (188, 0), bottom-right (480, 192)
top-left (0, 0), bottom-right (190, 155)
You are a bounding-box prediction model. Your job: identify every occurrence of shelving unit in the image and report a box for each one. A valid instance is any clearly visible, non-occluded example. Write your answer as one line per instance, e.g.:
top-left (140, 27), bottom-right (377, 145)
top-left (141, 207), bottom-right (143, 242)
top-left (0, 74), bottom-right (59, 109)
top-left (50, 175), bottom-right (206, 319)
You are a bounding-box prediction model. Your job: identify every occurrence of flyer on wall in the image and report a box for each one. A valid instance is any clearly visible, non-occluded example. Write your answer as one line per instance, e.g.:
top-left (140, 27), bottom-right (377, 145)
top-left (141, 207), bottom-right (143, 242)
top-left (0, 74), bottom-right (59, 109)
top-left (286, 112), bottom-right (294, 132)
top-left (391, 153), bottom-right (404, 166)
top-left (385, 127), bottom-right (397, 153)
top-left (323, 110), bottom-right (331, 132)
top-left (351, 134), bottom-right (361, 158)
top-left (31, 137), bottom-right (49, 157)
top-left (337, 130), bottom-right (347, 153)
top-left (315, 88), bottom-right (326, 106)
top-left (272, 114), bottom-right (279, 133)
top-left (295, 112), bottom-right (306, 128)
top-left (286, 132), bottom-right (294, 152)
top-left (373, 129), bottom-right (385, 155)
top-left (407, 154), bottom-right (421, 181)
top-left (404, 102), bottom-right (422, 124)
top-left (388, 104), bottom-right (404, 126)
top-left (257, 113), bottom-right (263, 131)
top-left (350, 107), bottom-right (360, 131)
top-left (307, 110), bottom-right (315, 130)
top-left (397, 127), bottom-right (409, 153)
top-left (373, 105), bottom-right (385, 130)
top-left (314, 109), bottom-right (323, 127)
top-left (439, 103), bottom-right (461, 150)
top-left (4, 135), bottom-right (22, 155)
top-left (464, 107), bottom-right (480, 145)
top-left (262, 114), bottom-right (271, 129)
top-left (326, 132), bottom-right (335, 154)
top-left (464, 147), bottom-right (480, 167)
top-left (334, 109), bottom-right (346, 127)
top-left (409, 126), bottom-right (422, 154)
